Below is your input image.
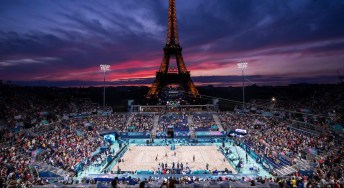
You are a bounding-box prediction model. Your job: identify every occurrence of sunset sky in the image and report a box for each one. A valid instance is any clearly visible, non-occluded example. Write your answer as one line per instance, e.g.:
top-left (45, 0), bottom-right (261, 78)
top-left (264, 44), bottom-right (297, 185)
top-left (0, 0), bottom-right (344, 87)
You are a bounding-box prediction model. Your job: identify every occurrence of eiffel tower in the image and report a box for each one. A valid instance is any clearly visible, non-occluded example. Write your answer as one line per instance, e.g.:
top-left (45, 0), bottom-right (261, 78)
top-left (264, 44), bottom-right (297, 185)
top-left (147, 0), bottom-right (199, 100)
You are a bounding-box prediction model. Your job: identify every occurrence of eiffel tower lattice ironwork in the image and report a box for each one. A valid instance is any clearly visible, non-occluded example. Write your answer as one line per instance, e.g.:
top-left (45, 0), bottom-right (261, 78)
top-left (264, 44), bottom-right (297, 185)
top-left (147, 0), bottom-right (199, 99)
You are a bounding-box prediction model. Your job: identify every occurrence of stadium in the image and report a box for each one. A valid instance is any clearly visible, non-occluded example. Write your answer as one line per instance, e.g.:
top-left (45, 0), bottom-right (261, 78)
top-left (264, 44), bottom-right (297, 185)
top-left (1, 0), bottom-right (344, 188)
top-left (1, 85), bottom-right (342, 188)
top-left (1, 82), bottom-right (343, 188)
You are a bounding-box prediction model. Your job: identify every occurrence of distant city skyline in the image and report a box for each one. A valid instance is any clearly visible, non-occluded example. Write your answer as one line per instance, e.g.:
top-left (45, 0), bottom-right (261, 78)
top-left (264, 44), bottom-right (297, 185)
top-left (0, 0), bottom-right (344, 87)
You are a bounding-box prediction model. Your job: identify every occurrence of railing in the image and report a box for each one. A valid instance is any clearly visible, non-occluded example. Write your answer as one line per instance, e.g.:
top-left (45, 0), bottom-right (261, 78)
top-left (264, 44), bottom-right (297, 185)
top-left (101, 144), bottom-right (129, 173)
top-left (99, 129), bottom-right (119, 136)
top-left (288, 126), bottom-right (319, 136)
top-left (236, 141), bottom-right (275, 171)
top-left (218, 146), bottom-right (239, 173)
top-left (290, 120), bottom-right (327, 134)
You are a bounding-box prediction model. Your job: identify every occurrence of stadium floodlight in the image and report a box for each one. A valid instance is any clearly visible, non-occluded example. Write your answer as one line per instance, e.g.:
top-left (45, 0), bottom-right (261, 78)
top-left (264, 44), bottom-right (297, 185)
top-left (237, 61), bottom-right (248, 108)
top-left (100, 64), bottom-right (110, 108)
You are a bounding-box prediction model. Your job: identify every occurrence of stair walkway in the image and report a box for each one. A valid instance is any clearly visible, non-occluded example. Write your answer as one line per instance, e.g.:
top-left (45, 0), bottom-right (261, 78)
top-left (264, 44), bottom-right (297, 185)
top-left (188, 115), bottom-right (196, 138)
top-left (213, 114), bottom-right (224, 131)
top-left (151, 115), bottom-right (160, 138)
top-left (273, 158), bottom-right (313, 176)
top-left (126, 114), bottom-right (133, 127)
top-left (30, 124), bottom-right (56, 136)
top-left (274, 166), bottom-right (297, 176)
top-left (34, 161), bottom-right (71, 178)
top-left (293, 158), bottom-right (313, 171)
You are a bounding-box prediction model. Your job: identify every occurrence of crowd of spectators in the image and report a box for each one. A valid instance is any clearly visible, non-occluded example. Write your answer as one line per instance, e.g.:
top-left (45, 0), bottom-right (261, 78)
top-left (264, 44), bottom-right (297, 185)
top-left (157, 113), bottom-right (189, 132)
top-left (31, 174), bottom-right (344, 187)
top-left (310, 140), bottom-right (344, 187)
top-left (1, 84), bottom-right (343, 187)
top-left (0, 85), bottom-right (114, 187)
top-left (274, 89), bottom-right (343, 124)
top-left (128, 114), bottom-right (154, 132)
top-left (98, 114), bottom-right (130, 132)
top-left (219, 111), bottom-right (344, 187)
top-left (192, 113), bottom-right (218, 131)
top-left (0, 117), bottom-right (107, 187)
top-left (249, 85), bottom-right (344, 126)
top-left (40, 121), bottom-right (104, 173)
top-left (108, 175), bottom-right (280, 187)
top-left (0, 131), bottom-right (34, 187)
top-left (219, 113), bottom-right (257, 131)
top-left (0, 85), bottom-right (105, 133)
top-left (60, 113), bottom-right (131, 133)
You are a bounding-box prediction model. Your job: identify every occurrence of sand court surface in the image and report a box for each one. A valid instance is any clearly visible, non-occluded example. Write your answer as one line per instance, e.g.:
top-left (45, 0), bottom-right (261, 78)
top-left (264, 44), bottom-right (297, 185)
top-left (113, 145), bottom-right (237, 173)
